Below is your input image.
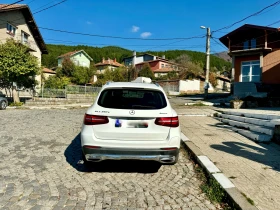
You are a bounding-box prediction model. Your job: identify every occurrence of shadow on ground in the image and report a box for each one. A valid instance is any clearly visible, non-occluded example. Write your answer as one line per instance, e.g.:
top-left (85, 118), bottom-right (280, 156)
top-left (64, 133), bottom-right (162, 173)
top-left (211, 141), bottom-right (280, 172)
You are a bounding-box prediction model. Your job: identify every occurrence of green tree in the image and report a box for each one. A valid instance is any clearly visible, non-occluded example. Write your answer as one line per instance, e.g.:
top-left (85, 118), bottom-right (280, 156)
top-left (72, 66), bottom-right (95, 85)
top-left (112, 67), bottom-right (125, 82)
top-left (0, 39), bottom-right (40, 102)
top-left (61, 56), bottom-right (75, 77)
top-left (167, 71), bottom-right (179, 80)
top-left (44, 76), bottom-right (70, 89)
top-left (138, 63), bottom-right (154, 79)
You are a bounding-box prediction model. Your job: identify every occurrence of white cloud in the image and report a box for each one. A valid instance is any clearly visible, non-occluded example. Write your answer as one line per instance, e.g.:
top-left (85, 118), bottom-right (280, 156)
top-left (140, 32), bottom-right (152, 38)
top-left (131, 25), bottom-right (140, 32)
top-left (86, 21), bottom-right (92, 25)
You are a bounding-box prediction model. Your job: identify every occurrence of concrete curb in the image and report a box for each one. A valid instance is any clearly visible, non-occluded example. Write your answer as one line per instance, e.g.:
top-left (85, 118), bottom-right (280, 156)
top-left (7, 104), bottom-right (92, 110)
top-left (181, 132), bottom-right (258, 210)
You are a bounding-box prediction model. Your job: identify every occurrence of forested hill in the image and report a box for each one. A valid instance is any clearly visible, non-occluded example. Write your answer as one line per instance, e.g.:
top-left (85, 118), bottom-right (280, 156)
top-left (42, 44), bottom-right (231, 71)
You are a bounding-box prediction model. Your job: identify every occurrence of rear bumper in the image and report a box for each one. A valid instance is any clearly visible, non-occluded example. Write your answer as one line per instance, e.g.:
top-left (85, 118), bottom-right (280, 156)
top-left (82, 146), bottom-right (179, 164)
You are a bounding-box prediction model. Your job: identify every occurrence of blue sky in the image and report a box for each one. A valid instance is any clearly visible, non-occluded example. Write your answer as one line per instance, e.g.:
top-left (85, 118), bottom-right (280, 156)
top-left (6, 0), bottom-right (280, 53)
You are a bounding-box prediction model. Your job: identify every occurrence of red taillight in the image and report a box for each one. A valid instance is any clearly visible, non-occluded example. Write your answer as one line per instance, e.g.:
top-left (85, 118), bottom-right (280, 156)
top-left (84, 114), bottom-right (109, 125)
top-left (155, 116), bottom-right (179, 127)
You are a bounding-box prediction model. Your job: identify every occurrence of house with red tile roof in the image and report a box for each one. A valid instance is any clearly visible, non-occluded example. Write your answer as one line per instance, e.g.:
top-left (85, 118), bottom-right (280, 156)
top-left (135, 58), bottom-right (179, 78)
top-left (95, 58), bottom-right (124, 74)
top-left (58, 50), bottom-right (93, 68)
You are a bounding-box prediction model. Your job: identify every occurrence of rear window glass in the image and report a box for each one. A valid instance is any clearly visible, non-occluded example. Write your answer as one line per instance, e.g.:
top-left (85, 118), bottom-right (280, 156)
top-left (98, 88), bottom-right (167, 110)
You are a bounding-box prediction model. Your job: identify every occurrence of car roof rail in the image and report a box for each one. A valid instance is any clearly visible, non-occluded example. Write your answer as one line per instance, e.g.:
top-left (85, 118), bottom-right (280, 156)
top-left (106, 81), bottom-right (114, 85)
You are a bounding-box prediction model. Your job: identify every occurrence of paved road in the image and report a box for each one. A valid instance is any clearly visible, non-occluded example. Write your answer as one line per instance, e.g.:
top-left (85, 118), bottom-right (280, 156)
top-left (0, 109), bottom-right (216, 210)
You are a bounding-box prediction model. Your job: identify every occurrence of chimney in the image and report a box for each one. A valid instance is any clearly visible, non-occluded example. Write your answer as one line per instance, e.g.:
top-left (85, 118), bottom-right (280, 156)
top-left (162, 55), bottom-right (166, 59)
top-left (114, 58), bottom-right (116, 62)
top-left (102, 57), bottom-right (105, 63)
top-left (132, 51), bottom-right (136, 67)
top-left (108, 58), bottom-right (110, 63)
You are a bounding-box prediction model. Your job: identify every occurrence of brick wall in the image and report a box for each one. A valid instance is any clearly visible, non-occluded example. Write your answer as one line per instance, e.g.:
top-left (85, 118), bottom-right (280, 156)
top-left (263, 49), bottom-right (280, 84)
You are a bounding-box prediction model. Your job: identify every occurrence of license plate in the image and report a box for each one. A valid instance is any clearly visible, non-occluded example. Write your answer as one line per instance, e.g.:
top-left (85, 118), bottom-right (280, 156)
top-left (127, 122), bottom-right (148, 128)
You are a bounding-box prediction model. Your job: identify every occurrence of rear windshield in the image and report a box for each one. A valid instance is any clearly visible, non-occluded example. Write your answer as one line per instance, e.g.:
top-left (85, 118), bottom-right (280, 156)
top-left (98, 88), bottom-right (167, 110)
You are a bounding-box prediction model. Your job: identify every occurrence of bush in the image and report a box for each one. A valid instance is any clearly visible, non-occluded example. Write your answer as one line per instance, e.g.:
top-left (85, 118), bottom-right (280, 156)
top-left (9, 102), bottom-right (24, 106)
top-left (44, 76), bottom-right (70, 89)
top-left (138, 63), bottom-right (155, 79)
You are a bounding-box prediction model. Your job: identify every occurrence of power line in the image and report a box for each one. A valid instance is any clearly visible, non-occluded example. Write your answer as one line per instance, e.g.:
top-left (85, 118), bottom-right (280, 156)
top-left (32, 0), bottom-right (58, 11)
top-left (213, 0), bottom-right (280, 33)
top-left (211, 38), bottom-right (228, 50)
top-left (39, 27), bottom-right (207, 41)
top-left (33, 0), bottom-right (67, 15)
top-left (143, 37), bottom-right (205, 51)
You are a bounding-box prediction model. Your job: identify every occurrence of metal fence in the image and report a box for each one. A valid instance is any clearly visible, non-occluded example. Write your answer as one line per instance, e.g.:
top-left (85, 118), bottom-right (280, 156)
top-left (65, 85), bottom-right (101, 95)
top-left (39, 85), bottom-right (102, 98)
top-left (161, 84), bottom-right (180, 93)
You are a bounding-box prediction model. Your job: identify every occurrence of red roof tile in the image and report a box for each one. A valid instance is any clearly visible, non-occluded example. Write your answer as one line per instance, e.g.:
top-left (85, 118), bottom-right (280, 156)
top-left (95, 58), bottom-right (123, 67)
top-left (0, 4), bottom-right (26, 10)
top-left (43, 68), bottom-right (56, 74)
top-left (58, 50), bottom-right (81, 58)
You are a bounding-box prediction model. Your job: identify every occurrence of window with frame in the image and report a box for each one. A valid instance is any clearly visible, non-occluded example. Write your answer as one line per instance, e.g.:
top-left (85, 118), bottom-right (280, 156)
top-left (251, 39), bottom-right (256, 49)
top-left (241, 61), bottom-right (261, 82)
top-left (161, 63), bottom-right (165, 68)
top-left (21, 31), bottom-right (29, 44)
top-left (243, 41), bottom-right (249, 49)
top-left (6, 23), bottom-right (16, 36)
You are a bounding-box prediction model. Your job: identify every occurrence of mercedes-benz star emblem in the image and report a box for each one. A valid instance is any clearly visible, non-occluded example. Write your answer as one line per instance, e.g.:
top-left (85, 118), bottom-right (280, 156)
top-left (129, 110), bottom-right (135, 115)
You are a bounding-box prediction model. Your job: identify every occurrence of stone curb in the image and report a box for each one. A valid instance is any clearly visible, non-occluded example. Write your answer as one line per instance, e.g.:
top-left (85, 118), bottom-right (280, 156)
top-left (181, 132), bottom-right (258, 210)
top-left (6, 104), bottom-right (92, 110)
top-left (178, 114), bottom-right (214, 117)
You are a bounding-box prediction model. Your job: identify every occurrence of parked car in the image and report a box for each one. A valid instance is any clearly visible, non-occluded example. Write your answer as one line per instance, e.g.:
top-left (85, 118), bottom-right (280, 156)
top-left (0, 94), bottom-right (8, 110)
top-left (81, 78), bottom-right (181, 165)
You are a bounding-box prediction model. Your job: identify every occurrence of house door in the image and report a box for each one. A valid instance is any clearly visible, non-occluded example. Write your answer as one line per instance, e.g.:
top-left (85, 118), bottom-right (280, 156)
top-left (241, 61), bottom-right (261, 82)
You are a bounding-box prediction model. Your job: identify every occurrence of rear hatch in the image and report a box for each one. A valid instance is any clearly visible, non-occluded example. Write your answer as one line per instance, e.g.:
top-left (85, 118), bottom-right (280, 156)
top-left (86, 87), bottom-right (174, 141)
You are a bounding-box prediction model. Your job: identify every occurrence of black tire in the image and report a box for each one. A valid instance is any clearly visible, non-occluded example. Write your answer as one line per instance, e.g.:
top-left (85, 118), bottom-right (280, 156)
top-left (0, 100), bottom-right (7, 110)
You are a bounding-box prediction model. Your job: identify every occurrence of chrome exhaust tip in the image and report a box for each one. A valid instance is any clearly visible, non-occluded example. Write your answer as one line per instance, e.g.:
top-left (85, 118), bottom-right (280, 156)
top-left (159, 156), bottom-right (175, 163)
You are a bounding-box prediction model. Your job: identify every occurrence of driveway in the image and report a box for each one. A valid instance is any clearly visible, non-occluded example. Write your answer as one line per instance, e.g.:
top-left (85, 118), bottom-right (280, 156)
top-left (0, 109), bottom-right (216, 210)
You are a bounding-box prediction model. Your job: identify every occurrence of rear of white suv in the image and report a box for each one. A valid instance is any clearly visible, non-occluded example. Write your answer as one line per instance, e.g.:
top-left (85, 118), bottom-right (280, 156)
top-left (81, 81), bottom-right (181, 165)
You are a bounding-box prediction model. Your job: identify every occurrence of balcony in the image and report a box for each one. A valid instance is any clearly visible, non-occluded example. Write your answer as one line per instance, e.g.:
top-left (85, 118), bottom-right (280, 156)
top-left (229, 47), bottom-right (272, 56)
top-left (14, 35), bottom-right (37, 52)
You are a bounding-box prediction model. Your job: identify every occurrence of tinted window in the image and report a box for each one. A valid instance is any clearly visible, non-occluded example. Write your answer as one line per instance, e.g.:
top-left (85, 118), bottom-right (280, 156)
top-left (98, 88), bottom-right (167, 109)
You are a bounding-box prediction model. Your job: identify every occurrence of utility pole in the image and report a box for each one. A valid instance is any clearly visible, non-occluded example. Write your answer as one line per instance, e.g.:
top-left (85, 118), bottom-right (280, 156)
top-left (204, 27), bottom-right (211, 99)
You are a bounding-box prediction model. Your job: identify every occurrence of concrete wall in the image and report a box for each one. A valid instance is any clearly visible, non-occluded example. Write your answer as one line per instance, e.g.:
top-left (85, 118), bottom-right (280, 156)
top-left (216, 79), bottom-right (230, 91)
top-left (179, 79), bottom-right (200, 92)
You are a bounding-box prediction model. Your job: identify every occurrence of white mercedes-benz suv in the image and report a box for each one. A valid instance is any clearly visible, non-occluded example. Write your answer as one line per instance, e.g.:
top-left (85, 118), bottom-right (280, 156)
top-left (81, 78), bottom-right (181, 165)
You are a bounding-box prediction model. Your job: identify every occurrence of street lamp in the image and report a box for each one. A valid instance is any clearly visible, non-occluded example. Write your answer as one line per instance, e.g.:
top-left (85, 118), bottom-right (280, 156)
top-left (201, 26), bottom-right (211, 99)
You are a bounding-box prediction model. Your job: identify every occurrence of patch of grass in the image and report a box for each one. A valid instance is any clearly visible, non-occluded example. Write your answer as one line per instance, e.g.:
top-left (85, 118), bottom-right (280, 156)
top-left (241, 192), bottom-right (255, 206)
top-left (9, 102), bottom-right (24, 106)
top-left (190, 102), bottom-right (208, 106)
top-left (194, 165), bottom-right (236, 209)
top-left (213, 112), bottom-right (219, 117)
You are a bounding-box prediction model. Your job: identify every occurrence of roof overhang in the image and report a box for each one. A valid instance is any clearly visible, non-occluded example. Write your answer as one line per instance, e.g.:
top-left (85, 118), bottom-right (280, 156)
top-left (219, 24), bottom-right (279, 48)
